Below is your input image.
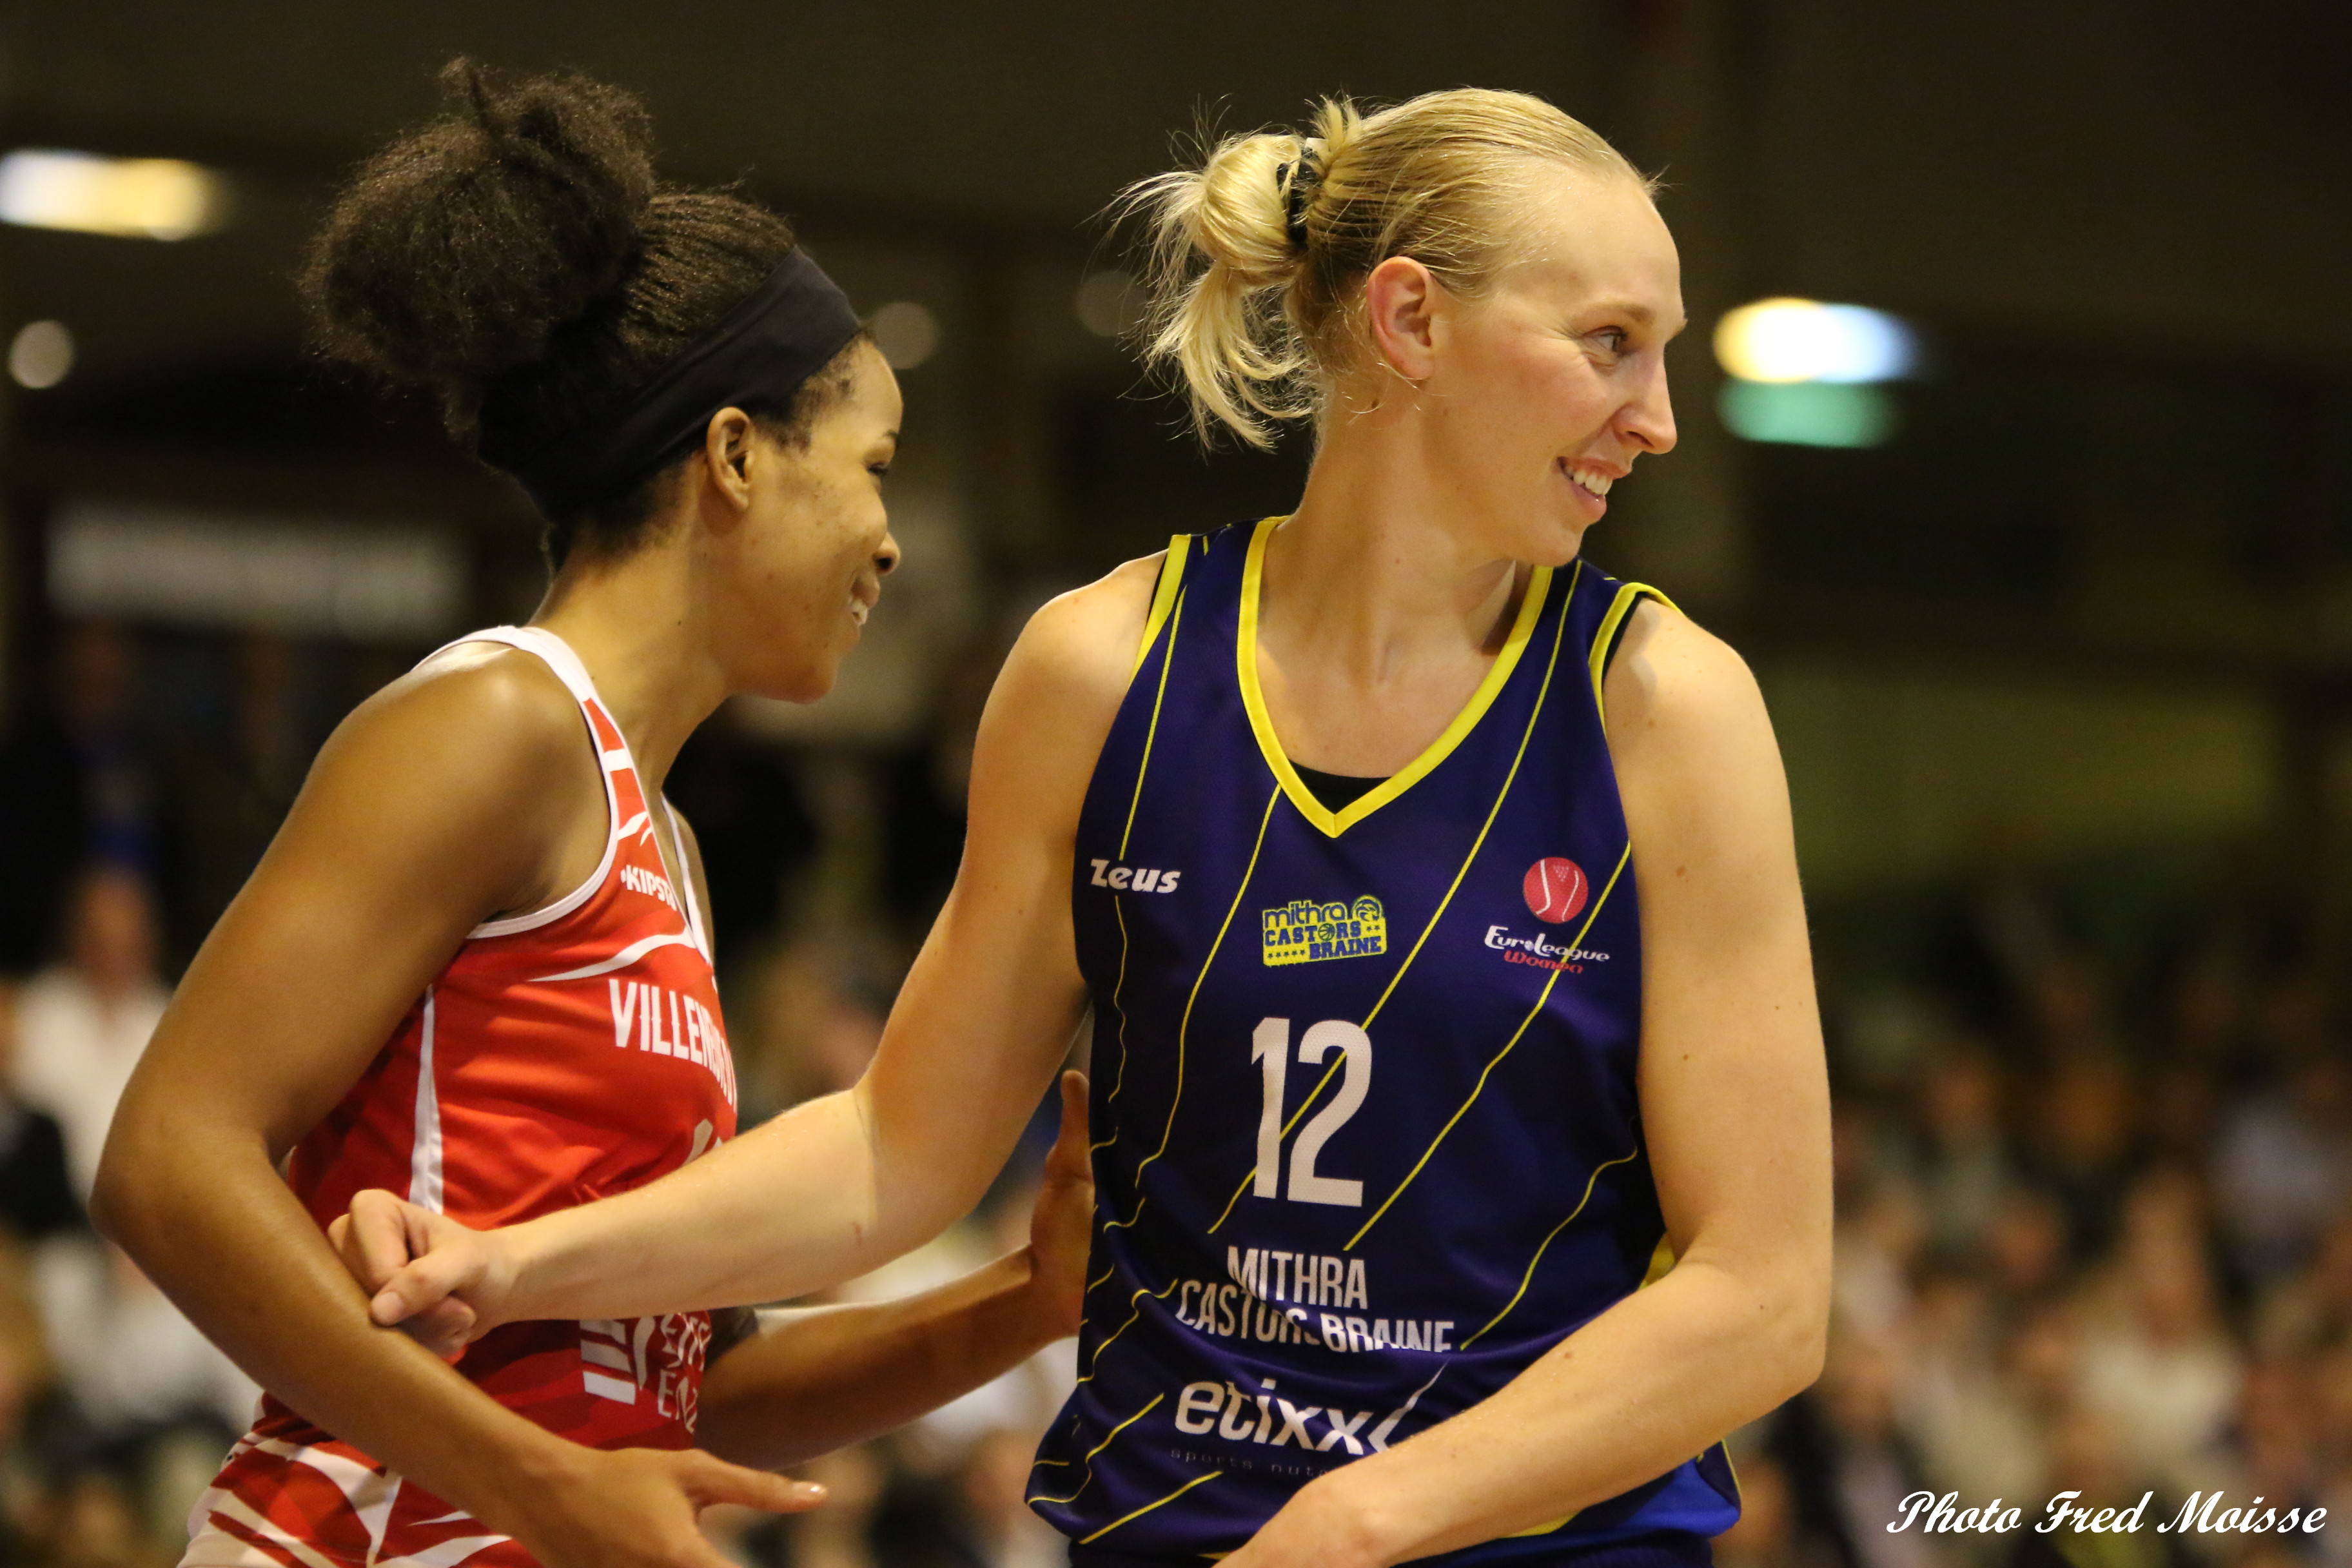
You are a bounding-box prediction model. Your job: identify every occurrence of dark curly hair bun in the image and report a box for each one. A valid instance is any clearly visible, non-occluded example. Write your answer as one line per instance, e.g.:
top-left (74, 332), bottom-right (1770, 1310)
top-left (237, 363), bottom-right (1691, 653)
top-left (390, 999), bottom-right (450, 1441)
top-left (300, 58), bottom-right (830, 564)
top-left (303, 59), bottom-right (657, 390)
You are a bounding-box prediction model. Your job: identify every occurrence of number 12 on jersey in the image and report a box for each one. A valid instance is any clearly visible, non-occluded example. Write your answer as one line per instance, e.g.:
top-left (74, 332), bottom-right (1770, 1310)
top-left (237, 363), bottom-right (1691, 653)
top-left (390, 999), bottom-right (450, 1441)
top-left (1251, 1017), bottom-right (1373, 1207)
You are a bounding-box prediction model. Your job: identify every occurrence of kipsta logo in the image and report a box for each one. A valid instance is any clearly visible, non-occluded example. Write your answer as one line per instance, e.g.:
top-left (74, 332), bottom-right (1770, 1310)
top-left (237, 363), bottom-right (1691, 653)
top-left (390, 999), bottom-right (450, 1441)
top-left (1522, 858), bottom-right (1589, 925)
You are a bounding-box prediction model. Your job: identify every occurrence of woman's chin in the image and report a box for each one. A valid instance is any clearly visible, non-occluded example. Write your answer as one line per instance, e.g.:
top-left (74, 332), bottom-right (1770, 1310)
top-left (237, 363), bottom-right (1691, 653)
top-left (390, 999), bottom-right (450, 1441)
top-left (746, 661), bottom-right (835, 707)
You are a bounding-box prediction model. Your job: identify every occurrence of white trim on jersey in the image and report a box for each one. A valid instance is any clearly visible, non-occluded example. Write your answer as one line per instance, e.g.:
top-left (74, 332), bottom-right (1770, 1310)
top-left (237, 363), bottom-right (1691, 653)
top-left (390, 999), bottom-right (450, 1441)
top-left (525, 931), bottom-right (701, 986)
top-left (422, 627), bottom-right (631, 943)
top-left (662, 798), bottom-right (714, 963)
top-left (407, 988), bottom-right (444, 1214)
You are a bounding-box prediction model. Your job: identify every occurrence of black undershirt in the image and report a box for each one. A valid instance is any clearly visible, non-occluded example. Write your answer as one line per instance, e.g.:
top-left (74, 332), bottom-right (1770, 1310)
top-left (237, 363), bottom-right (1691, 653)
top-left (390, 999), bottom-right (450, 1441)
top-left (1289, 761), bottom-right (1389, 811)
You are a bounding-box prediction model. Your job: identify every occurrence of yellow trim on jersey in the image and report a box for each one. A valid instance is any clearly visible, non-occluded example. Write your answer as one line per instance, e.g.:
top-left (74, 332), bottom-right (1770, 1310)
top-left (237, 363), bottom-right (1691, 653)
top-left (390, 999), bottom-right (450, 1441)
top-left (1121, 591), bottom-right (1186, 856)
top-left (1106, 784), bottom-right (1282, 1235)
top-left (1237, 516), bottom-right (1553, 838)
top-left (1078, 1472), bottom-right (1222, 1545)
top-left (1463, 1146), bottom-right (1642, 1348)
top-left (1586, 580), bottom-right (1680, 721)
top-left (1205, 565), bottom-right (1585, 1236)
top-left (1344, 839), bottom-right (1633, 1251)
top-left (1642, 1233), bottom-right (1678, 1287)
top-left (1077, 1275), bottom-right (1183, 1381)
top-left (1095, 590), bottom-right (1190, 1146)
top-left (1510, 1513), bottom-right (1578, 1539)
top-left (1132, 534), bottom-right (1193, 677)
top-left (1026, 1392), bottom-right (1165, 1507)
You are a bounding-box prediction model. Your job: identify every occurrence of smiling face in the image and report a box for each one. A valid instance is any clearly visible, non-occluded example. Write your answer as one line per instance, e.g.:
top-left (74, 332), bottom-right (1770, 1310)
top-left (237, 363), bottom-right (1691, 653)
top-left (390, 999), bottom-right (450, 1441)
top-left (707, 338), bottom-right (903, 701)
top-left (1373, 169), bottom-right (1684, 565)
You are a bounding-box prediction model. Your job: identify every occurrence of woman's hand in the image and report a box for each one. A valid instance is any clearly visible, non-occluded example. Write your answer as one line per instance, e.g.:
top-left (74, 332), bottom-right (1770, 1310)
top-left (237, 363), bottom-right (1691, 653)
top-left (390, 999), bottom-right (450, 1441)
top-left (329, 1195), bottom-right (519, 1356)
top-left (503, 1444), bottom-right (827, 1568)
top-left (1020, 1070), bottom-right (1095, 1338)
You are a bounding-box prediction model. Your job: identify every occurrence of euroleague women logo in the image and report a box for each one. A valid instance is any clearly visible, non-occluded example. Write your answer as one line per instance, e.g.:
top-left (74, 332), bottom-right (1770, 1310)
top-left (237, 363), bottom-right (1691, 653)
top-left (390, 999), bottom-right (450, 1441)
top-left (1522, 857), bottom-right (1590, 925)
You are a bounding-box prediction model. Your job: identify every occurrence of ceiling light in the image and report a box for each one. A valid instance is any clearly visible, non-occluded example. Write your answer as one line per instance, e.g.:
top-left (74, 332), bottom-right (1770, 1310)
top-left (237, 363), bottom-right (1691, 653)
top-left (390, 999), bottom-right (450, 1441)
top-left (8, 320), bottom-right (74, 389)
top-left (870, 301), bottom-right (940, 371)
top-left (1718, 381), bottom-right (1897, 448)
top-left (0, 149), bottom-right (231, 240)
top-left (1075, 270), bottom-right (1142, 338)
top-left (1714, 297), bottom-right (1917, 385)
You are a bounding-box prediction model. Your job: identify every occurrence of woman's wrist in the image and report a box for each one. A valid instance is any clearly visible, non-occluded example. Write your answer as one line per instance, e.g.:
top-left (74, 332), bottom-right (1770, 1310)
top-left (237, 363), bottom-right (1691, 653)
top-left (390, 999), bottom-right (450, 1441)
top-left (988, 1248), bottom-right (1061, 1348)
top-left (1008, 1244), bottom-right (1084, 1342)
top-left (1264, 1464), bottom-right (1412, 1568)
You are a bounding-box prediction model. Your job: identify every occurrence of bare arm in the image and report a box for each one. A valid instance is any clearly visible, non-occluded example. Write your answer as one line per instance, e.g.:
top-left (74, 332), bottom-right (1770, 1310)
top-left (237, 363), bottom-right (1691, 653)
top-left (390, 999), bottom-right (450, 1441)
top-left (694, 1072), bottom-right (1092, 1468)
top-left (1229, 603), bottom-right (1832, 1567)
top-left (93, 652), bottom-right (818, 1568)
top-left (352, 556), bottom-right (1162, 1333)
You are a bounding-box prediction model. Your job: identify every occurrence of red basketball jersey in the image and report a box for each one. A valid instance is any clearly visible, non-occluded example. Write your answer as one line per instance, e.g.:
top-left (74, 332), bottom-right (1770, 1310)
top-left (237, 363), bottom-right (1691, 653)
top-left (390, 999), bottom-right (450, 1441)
top-left (185, 627), bottom-right (740, 1568)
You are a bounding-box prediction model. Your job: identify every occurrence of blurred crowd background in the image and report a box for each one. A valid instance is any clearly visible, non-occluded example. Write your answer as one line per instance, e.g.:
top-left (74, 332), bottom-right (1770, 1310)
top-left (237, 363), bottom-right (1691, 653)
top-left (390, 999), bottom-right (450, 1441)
top-left (0, 3), bottom-right (2346, 1566)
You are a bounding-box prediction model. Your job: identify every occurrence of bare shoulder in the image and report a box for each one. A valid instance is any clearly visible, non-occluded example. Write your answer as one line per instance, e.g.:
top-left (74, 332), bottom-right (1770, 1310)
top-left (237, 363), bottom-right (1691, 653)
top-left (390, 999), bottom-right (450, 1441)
top-left (1601, 598), bottom-right (1770, 755)
top-left (329, 643), bottom-right (583, 785)
top-left (967, 552), bottom-right (1166, 830)
top-left (288, 643), bottom-right (594, 875)
top-left (1007, 552), bottom-right (1164, 694)
top-left (986, 551), bottom-right (1165, 734)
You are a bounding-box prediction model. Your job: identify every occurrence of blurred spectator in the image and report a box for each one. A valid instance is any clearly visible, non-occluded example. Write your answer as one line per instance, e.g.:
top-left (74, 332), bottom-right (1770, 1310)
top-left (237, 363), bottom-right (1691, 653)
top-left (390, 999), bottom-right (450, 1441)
top-left (12, 867), bottom-right (168, 1200)
top-left (0, 623), bottom-right (156, 975)
top-left (1911, 1048), bottom-right (2015, 1264)
top-left (1714, 1451), bottom-right (1817, 1568)
top-left (159, 632), bottom-right (311, 968)
top-left (1767, 1337), bottom-right (1943, 1568)
top-left (2073, 1170), bottom-right (2240, 1497)
top-left (2212, 1054), bottom-right (2351, 1286)
top-left (2025, 1054), bottom-right (2138, 1261)
top-left (8, 861), bottom-right (257, 1554)
top-left (0, 982), bottom-right (84, 1244)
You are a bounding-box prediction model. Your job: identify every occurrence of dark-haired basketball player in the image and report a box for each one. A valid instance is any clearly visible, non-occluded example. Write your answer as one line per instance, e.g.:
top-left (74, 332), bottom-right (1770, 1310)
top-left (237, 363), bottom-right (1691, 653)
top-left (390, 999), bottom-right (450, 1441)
top-left (95, 61), bottom-right (1095, 1568)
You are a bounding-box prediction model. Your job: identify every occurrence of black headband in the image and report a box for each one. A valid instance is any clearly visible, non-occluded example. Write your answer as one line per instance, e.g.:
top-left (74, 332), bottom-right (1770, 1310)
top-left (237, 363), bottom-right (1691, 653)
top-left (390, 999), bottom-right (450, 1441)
top-left (489, 248), bottom-right (863, 519)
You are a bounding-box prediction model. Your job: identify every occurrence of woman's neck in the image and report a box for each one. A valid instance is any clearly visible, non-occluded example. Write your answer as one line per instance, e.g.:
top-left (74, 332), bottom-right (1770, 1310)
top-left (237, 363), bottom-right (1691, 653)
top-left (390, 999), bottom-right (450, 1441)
top-left (530, 526), bottom-right (727, 795)
top-left (1267, 420), bottom-right (1523, 680)
top-left (1253, 415), bottom-right (1529, 776)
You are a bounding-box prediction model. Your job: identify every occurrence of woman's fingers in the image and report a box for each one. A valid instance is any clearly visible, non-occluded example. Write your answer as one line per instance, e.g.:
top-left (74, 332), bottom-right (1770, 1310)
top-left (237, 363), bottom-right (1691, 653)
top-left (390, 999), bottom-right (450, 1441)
top-left (340, 1188), bottom-right (426, 1292)
top-left (1047, 1070), bottom-right (1091, 1177)
top-left (674, 1450), bottom-right (827, 1514)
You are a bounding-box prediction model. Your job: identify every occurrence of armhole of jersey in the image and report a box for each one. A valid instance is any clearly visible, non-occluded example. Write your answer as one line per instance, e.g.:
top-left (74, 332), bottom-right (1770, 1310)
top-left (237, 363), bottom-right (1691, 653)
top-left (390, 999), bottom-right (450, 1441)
top-left (1131, 535), bottom-right (1193, 678)
top-left (1587, 582), bottom-right (1680, 723)
top-left (662, 796), bottom-right (714, 963)
top-left (444, 628), bottom-right (628, 941)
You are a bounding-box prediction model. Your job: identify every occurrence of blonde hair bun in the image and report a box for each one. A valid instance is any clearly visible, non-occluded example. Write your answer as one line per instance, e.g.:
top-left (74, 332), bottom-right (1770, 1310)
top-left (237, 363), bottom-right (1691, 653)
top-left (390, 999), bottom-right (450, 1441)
top-left (1124, 89), bottom-right (1645, 448)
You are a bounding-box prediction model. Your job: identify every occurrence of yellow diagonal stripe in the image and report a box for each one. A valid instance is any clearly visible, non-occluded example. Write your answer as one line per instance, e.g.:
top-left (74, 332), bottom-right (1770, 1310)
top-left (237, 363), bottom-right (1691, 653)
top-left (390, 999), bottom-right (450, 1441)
top-left (1099, 591), bottom-right (1188, 1142)
top-left (1026, 1393), bottom-right (1165, 1507)
top-left (1077, 1275), bottom-right (1182, 1383)
top-left (1462, 1146), bottom-right (1641, 1348)
top-left (1077, 1472), bottom-right (1221, 1544)
top-left (1107, 785), bottom-right (1280, 1235)
top-left (1344, 840), bottom-right (1632, 1251)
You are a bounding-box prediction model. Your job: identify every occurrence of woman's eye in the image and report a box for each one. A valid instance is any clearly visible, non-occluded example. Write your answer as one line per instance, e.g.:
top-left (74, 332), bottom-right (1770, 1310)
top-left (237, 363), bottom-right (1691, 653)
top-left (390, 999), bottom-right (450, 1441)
top-left (1592, 329), bottom-right (1630, 355)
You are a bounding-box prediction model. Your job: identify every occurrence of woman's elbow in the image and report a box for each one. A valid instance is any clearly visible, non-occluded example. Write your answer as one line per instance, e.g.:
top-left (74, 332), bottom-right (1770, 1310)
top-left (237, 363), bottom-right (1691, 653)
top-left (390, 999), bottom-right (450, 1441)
top-left (88, 1099), bottom-right (186, 1248)
top-left (88, 1125), bottom-right (151, 1244)
top-left (1759, 1264), bottom-right (1830, 1404)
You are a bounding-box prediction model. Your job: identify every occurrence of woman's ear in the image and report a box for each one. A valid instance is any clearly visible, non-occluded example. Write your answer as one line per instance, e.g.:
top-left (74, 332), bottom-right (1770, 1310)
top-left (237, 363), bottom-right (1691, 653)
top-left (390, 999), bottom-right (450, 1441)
top-left (1364, 256), bottom-right (1442, 383)
top-left (699, 407), bottom-right (759, 512)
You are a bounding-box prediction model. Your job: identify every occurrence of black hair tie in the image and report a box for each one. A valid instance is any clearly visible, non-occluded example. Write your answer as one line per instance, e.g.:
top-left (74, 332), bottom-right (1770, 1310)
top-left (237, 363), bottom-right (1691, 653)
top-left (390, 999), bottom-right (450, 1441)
top-left (1277, 149), bottom-right (1321, 252)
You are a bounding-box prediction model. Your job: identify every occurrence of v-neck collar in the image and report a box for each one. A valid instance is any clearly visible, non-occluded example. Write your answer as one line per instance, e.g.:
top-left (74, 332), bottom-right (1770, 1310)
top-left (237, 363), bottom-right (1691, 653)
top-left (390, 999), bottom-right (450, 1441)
top-left (1233, 516), bottom-right (1558, 838)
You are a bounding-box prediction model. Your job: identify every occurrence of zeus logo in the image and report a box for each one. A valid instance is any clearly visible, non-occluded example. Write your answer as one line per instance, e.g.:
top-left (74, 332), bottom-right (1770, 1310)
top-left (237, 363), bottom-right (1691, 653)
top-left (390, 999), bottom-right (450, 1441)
top-left (1089, 859), bottom-right (1182, 893)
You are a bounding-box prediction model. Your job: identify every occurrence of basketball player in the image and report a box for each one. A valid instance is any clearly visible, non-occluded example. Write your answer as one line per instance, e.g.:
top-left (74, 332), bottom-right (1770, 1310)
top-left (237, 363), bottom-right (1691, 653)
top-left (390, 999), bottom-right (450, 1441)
top-left (92, 63), bottom-right (1098, 1568)
top-left (344, 90), bottom-right (1832, 1568)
